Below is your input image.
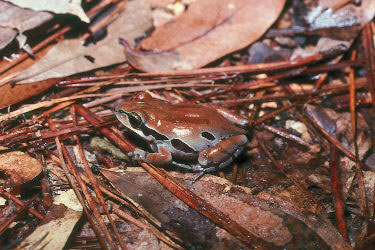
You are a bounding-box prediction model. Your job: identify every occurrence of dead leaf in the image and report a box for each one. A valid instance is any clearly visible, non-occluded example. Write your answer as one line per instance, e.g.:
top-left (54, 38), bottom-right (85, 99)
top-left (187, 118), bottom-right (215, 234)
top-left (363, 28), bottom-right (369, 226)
top-left (291, 37), bottom-right (350, 60)
top-left (147, 0), bottom-right (175, 8)
top-left (0, 147), bottom-right (42, 186)
top-left (102, 168), bottom-right (247, 248)
top-left (0, 27), bottom-right (17, 50)
top-left (364, 171), bottom-right (375, 218)
top-left (0, 79), bottom-right (57, 108)
top-left (101, 168), bottom-right (351, 249)
top-left (124, 0), bottom-right (286, 72)
top-left (16, 189), bottom-right (83, 250)
top-left (0, 1), bottom-right (52, 49)
top-left (126, 229), bottom-right (162, 250)
top-left (312, 0), bottom-right (375, 32)
top-left (13, 0), bottom-right (152, 84)
top-left (305, 104), bottom-right (372, 160)
top-left (291, 0), bottom-right (375, 59)
top-left (5, 0), bottom-right (89, 23)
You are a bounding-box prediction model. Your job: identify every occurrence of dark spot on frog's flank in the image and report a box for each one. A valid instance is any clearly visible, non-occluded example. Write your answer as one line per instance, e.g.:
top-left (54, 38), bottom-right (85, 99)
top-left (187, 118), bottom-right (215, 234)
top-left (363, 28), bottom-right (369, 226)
top-left (141, 126), bottom-right (169, 140)
top-left (201, 131), bottom-right (215, 141)
top-left (171, 139), bottom-right (195, 153)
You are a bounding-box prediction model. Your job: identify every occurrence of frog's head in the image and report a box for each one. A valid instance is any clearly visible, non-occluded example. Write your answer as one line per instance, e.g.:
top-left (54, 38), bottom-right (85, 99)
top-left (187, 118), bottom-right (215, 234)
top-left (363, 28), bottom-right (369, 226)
top-left (115, 93), bottom-right (149, 134)
top-left (115, 92), bottom-right (168, 141)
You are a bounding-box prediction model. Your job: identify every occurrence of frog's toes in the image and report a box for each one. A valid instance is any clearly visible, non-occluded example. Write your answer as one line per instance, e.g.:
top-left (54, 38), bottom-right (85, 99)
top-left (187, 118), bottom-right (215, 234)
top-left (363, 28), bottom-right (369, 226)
top-left (233, 147), bottom-right (244, 158)
top-left (128, 149), bottom-right (146, 161)
top-left (198, 157), bottom-right (209, 166)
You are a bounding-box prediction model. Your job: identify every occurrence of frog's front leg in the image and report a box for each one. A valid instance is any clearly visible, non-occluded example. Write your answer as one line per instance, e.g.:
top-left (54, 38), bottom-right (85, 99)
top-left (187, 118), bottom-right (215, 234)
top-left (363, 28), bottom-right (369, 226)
top-left (198, 135), bottom-right (248, 172)
top-left (130, 145), bottom-right (172, 166)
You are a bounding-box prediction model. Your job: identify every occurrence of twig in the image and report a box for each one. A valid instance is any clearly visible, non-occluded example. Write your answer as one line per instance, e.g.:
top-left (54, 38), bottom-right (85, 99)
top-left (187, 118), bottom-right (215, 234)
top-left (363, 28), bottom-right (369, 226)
top-left (0, 188), bottom-right (44, 220)
top-left (72, 106), bottom-right (128, 249)
top-left (329, 145), bottom-right (349, 241)
top-left (50, 119), bottom-right (111, 250)
top-left (362, 23), bottom-right (375, 105)
top-left (0, 195), bottom-right (40, 235)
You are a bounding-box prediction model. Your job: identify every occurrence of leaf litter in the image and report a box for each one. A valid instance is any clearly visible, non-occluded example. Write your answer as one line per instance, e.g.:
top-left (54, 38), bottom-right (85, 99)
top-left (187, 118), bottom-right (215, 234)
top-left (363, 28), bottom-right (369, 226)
top-left (0, 0), bottom-right (375, 249)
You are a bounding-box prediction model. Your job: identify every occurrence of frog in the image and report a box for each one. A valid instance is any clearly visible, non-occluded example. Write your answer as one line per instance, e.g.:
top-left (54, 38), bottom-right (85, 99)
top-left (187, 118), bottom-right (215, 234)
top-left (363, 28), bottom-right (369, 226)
top-left (115, 92), bottom-right (248, 177)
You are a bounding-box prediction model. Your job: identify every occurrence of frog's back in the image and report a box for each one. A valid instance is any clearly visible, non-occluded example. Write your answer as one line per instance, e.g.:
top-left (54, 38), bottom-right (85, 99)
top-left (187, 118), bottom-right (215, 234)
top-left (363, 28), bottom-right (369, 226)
top-left (152, 102), bottom-right (246, 141)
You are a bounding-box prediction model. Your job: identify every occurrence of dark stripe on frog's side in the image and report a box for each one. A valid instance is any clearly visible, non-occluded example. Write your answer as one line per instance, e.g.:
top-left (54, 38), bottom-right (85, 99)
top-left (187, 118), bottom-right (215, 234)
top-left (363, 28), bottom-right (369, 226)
top-left (140, 124), bottom-right (197, 154)
top-left (140, 123), bottom-right (169, 140)
top-left (171, 138), bottom-right (195, 153)
top-left (201, 131), bottom-right (216, 141)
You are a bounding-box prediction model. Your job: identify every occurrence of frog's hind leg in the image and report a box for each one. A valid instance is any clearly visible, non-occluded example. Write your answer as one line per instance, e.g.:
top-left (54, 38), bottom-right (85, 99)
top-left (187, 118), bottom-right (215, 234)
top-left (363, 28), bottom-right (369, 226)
top-left (198, 135), bottom-right (248, 168)
top-left (172, 162), bottom-right (204, 172)
top-left (173, 158), bottom-right (233, 183)
top-left (193, 135), bottom-right (247, 182)
top-left (192, 157), bottom-right (233, 182)
top-left (171, 162), bottom-right (209, 183)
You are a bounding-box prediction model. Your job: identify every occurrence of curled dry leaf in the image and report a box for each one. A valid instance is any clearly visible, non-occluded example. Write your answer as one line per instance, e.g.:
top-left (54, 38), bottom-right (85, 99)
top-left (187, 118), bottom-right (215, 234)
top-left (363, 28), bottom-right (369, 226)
top-left (0, 146), bottom-right (42, 186)
top-left (0, 1), bottom-right (52, 49)
top-left (123, 0), bottom-right (286, 72)
top-left (101, 168), bottom-right (351, 249)
top-left (6, 0), bottom-right (89, 23)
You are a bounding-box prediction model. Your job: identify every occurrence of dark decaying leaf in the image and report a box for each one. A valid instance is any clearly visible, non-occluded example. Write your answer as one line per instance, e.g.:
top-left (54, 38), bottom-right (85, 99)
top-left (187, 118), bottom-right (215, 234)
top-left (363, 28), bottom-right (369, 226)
top-left (102, 168), bottom-right (352, 249)
top-left (15, 190), bottom-right (83, 250)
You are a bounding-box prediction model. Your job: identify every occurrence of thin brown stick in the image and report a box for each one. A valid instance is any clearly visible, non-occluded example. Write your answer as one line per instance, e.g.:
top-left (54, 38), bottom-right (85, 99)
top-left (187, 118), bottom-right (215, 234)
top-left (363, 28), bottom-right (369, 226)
top-left (329, 145), bottom-right (349, 241)
top-left (0, 196), bottom-right (39, 235)
top-left (362, 23), bottom-right (375, 105)
top-left (46, 151), bottom-right (184, 249)
top-left (50, 120), bottom-right (111, 250)
top-left (262, 125), bottom-right (310, 147)
top-left (72, 107), bottom-right (128, 249)
top-left (349, 50), bottom-right (359, 160)
top-left (0, 188), bottom-right (44, 220)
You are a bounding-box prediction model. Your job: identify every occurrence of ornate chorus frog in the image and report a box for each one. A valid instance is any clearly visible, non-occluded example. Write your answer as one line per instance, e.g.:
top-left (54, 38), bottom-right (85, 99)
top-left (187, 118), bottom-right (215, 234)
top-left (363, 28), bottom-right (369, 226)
top-left (115, 92), bottom-right (248, 176)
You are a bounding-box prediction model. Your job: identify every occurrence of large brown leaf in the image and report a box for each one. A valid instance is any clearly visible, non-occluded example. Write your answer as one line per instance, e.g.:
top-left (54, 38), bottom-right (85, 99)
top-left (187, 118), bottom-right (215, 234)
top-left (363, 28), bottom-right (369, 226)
top-left (124, 0), bottom-right (286, 72)
top-left (102, 168), bottom-right (352, 249)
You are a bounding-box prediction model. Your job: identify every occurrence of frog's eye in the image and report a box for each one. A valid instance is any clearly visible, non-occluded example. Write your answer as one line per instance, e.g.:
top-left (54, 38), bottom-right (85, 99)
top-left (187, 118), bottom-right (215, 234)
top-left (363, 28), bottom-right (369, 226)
top-left (127, 112), bottom-right (143, 128)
